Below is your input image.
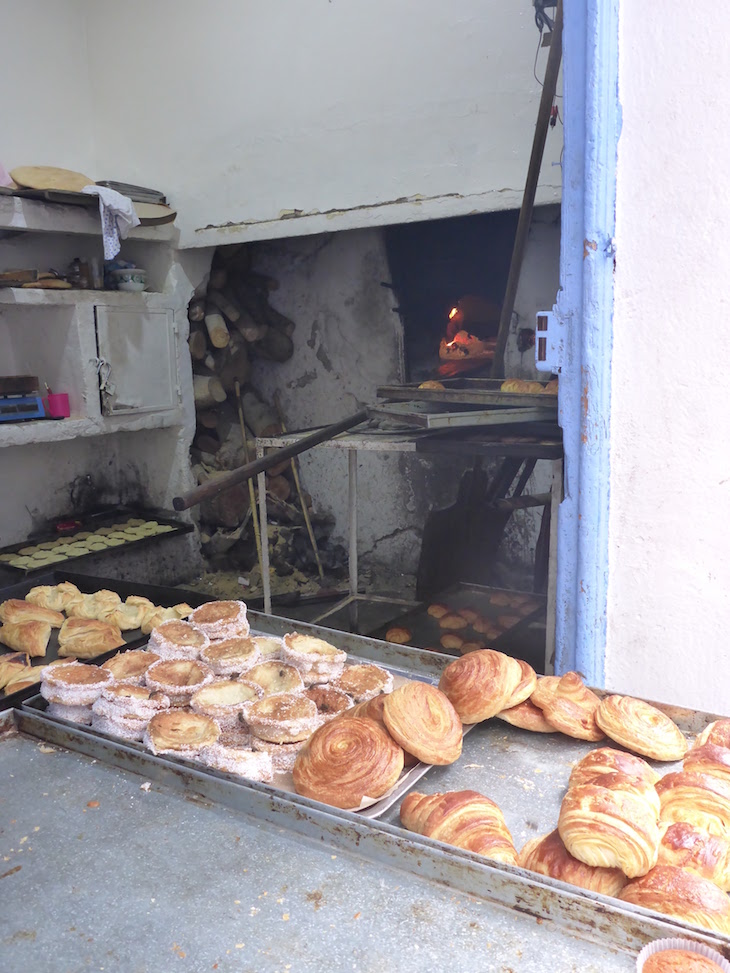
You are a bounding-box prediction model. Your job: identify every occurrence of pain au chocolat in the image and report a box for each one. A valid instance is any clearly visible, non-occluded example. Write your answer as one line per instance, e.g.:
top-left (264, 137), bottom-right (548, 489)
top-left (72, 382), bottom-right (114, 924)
top-left (595, 695), bottom-right (688, 761)
top-left (383, 682), bottom-right (462, 765)
top-left (518, 829), bottom-right (628, 897)
top-left (438, 649), bottom-right (522, 724)
top-left (246, 692), bottom-right (319, 744)
top-left (148, 619), bottom-right (210, 660)
top-left (657, 822), bottom-right (730, 891)
top-left (401, 790), bottom-right (517, 866)
top-left (619, 864), bottom-right (730, 936)
top-left (293, 716), bottom-right (404, 809)
top-left (144, 710), bottom-right (220, 757)
top-left (101, 648), bottom-right (160, 685)
top-left (200, 636), bottom-right (260, 676)
top-left (331, 663), bottom-right (393, 702)
top-left (281, 633), bottom-right (346, 685)
top-left (190, 600), bottom-right (250, 640)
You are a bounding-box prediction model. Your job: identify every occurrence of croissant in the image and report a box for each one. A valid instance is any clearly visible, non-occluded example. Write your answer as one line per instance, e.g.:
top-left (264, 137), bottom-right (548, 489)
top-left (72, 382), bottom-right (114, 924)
top-left (382, 682), bottom-right (462, 765)
top-left (619, 864), bottom-right (730, 935)
top-left (437, 650), bottom-right (522, 723)
top-left (496, 699), bottom-right (556, 733)
top-left (400, 790), bottom-right (517, 865)
top-left (292, 716), bottom-right (404, 809)
top-left (558, 774), bottom-right (662, 878)
top-left (657, 822), bottom-right (730, 891)
top-left (694, 719), bottom-right (730, 751)
top-left (518, 829), bottom-right (628, 897)
top-left (0, 599), bottom-right (64, 628)
top-left (540, 671), bottom-right (604, 741)
top-left (568, 747), bottom-right (660, 790)
top-left (0, 620), bottom-right (52, 657)
top-left (656, 771), bottom-right (730, 837)
top-left (684, 743), bottom-right (730, 784)
top-left (595, 695), bottom-right (688, 761)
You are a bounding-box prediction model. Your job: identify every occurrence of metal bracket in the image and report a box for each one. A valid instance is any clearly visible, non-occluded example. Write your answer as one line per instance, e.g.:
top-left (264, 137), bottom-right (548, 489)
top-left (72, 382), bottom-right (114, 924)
top-left (534, 307), bottom-right (565, 373)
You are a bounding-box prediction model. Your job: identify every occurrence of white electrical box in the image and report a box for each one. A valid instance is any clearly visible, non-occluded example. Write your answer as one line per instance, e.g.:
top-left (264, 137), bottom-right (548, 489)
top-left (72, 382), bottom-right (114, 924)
top-left (535, 308), bottom-right (564, 373)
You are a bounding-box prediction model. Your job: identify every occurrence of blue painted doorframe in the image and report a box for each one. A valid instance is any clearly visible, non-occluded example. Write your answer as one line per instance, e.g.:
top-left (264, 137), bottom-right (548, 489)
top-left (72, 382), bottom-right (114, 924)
top-left (554, 0), bottom-right (620, 684)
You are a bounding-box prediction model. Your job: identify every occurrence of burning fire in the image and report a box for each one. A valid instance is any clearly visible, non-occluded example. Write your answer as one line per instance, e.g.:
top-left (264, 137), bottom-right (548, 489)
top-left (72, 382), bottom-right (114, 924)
top-left (448, 307), bottom-right (458, 320)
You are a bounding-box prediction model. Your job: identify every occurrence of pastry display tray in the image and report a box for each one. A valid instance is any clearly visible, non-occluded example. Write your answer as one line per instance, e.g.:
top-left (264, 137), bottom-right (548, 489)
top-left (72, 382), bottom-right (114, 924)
top-left (377, 377), bottom-right (559, 410)
top-left (0, 571), bottom-right (210, 711)
top-left (0, 506), bottom-right (193, 575)
top-left (10, 616), bottom-right (730, 959)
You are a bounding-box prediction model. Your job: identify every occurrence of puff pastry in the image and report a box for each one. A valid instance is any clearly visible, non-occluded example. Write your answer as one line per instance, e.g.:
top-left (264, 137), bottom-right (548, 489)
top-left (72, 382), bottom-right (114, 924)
top-left (108, 603), bottom-right (147, 632)
top-left (657, 822), bottom-right (730, 891)
top-left (558, 775), bottom-right (662, 878)
top-left (502, 660), bottom-right (538, 709)
top-left (401, 790), bottom-right (517, 866)
top-left (642, 950), bottom-right (726, 973)
top-left (304, 686), bottom-right (353, 722)
top-left (144, 710), bottom-right (220, 757)
top-left (656, 771), bottom-right (730, 837)
top-left (619, 864), bottom-right (730, 935)
top-left (595, 695), bottom-right (688, 761)
top-left (26, 581), bottom-right (83, 612)
top-left (246, 692), bottom-right (319, 744)
top-left (385, 626), bottom-right (411, 644)
top-left (568, 747), bottom-right (660, 790)
top-left (280, 633), bottom-right (347, 686)
top-left (438, 613), bottom-right (469, 631)
top-left (438, 649), bottom-right (522, 724)
top-left (57, 618), bottom-right (126, 658)
top-left (0, 599), bottom-right (64, 628)
top-left (69, 590), bottom-right (122, 621)
top-left (40, 661), bottom-right (114, 706)
top-left (383, 682), bottom-right (462, 765)
top-left (292, 716), bottom-right (404, 809)
top-left (529, 675), bottom-right (561, 710)
top-left (243, 661), bottom-right (305, 697)
top-left (695, 719), bottom-right (730, 751)
top-left (345, 693), bottom-right (418, 766)
top-left (518, 828), bottom-right (628, 897)
top-left (101, 649), bottom-right (160, 684)
top-left (331, 663), bottom-right (393, 702)
top-left (144, 658), bottom-right (214, 706)
top-left (190, 600), bottom-right (250, 640)
top-left (148, 619), bottom-right (210, 660)
top-left (190, 679), bottom-right (262, 729)
top-left (540, 671), bottom-right (604, 741)
top-left (0, 620), bottom-right (52, 657)
top-left (200, 636), bottom-right (259, 676)
top-left (684, 743), bottom-right (730, 783)
top-left (496, 698), bottom-right (557, 733)
top-left (141, 606), bottom-right (183, 635)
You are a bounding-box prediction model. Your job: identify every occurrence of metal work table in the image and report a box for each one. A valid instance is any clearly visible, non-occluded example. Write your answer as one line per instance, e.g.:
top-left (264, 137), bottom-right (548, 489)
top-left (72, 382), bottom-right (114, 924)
top-left (256, 425), bottom-right (563, 673)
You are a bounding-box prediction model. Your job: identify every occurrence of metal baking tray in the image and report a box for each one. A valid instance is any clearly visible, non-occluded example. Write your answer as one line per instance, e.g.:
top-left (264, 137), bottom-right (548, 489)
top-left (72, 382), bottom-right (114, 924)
top-left (367, 400), bottom-right (553, 429)
top-left (0, 571), bottom-right (209, 711)
top-left (9, 617), bottom-right (730, 957)
top-left (377, 377), bottom-right (559, 410)
top-left (0, 507), bottom-right (193, 576)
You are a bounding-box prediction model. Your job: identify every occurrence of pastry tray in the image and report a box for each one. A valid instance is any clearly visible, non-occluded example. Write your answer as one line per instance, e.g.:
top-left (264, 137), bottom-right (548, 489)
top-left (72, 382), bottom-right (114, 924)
top-left (17, 644), bottom-right (473, 820)
top-left (0, 571), bottom-right (210, 711)
top-left (367, 400), bottom-right (553, 430)
top-left (376, 377), bottom-right (559, 410)
top-left (0, 507), bottom-right (194, 575)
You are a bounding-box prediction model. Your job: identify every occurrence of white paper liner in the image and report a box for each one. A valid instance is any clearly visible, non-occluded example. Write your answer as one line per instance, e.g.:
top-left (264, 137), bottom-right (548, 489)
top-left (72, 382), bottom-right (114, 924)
top-left (47, 702), bottom-right (93, 724)
top-left (148, 620), bottom-right (210, 660)
top-left (190, 600), bottom-right (250, 641)
top-left (199, 638), bottom-right (260, 677)
top-left (91, 713), bottom-right (147, 742)
top-left (636, 938), bottom-right (730, 973)
top-left (200, 743), bottom-right (273, 782)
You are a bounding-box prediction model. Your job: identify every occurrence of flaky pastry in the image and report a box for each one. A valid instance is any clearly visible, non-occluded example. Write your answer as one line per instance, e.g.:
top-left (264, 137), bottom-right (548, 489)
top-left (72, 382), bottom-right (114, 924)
top-left (148, 619), bottom-right (210, 660)
top-left (0, 599), bottom-right (64, 628)
top-left (568, 747), bottom-right (660, 790)
top-left (656, 771), bottom-right (730, 837)
top-left (619, 864), bottom-right (730, 935)
top-left (144, 658), bottom-right (214, 706)
top-left (57, 617), bottom-right (125, 658)
top-left (41, 661), bottom-right (114, 706)
top-left (595, 694), bottom-right (688, 761)
top-left (657, 822), bottom-right (730, 891)
top-left (529, 675), bottom-right (561, 710)
top-left (190, 679), bottom-right (262, 729)
top-left (200, 636), bottom-right (260, 676)
top-left (502, 660), bottom-right (538, 709)
top-left (243, 661), bottom-right (304, 696)
top-left (540, 671), bottom-right (604, 741)
top-left (345, 694), bottom-right (418, 766)
top-left (438, 649), bottom-right (522, 724)
top-left (251, 635), bottom-right (284, 661)
top-left (304, 686), bottom-right (353, 722)
top-left (101, 649), bottom-right (160, 685)
top-left (518, 828), bottom-right (628, 897)
top-left (0, 620), bottom-right (52, 657)
top-left (496, 699), bottom-right (556, 733)
top-left (383, 682), bottom-right (462, 765)
top-left (684, 743), bottom-right (730, 784)
top-left (695, 719), bottom-right (730, 751)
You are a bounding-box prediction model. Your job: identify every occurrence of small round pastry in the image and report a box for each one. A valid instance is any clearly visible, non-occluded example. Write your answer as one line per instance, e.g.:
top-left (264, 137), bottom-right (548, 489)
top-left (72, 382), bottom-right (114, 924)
top-left (243, 661), bottom-right (305, 697)
top-left (64, 544), bottom-right (91, 556)
top-left (200, 636), bottom-right (260, 676)
top-left (40, 661), bottom-right (114, 706)
top-left (293, 716), bottom-right (404, 809)
top-left (252, 635), bottom-right (285, 661)
top-left (540, 671), bottom-right (604, 742)
top-left (457, 607), bottom-right (480, 625)
top-left (619, 865), bottom-right (730, 935)
top-left (438, 613), bottom-right (468, 631)
top-left (385, 626), bottom-right (411, 645)
top-left (383, 682), bottom-right (462, 765)
top-left (101, 649), bottom-right (160, 685)
top-left (331, 663), bottom-right (393, 703)
top-left (304, 686), bottom-right (353, 722)
top-left (417, 380), bottom-right (445, 390)
top-left (438, 650), bottom-right (523, 724)
top-left (496, 699), bottom-right (557, 733)
top-left (47, 702), bottom-right (94, 724)
top-left (190, 600), bottom-right (250, 640)
top-left (251, 737), bottom-right (307, 774)
top-left (144, 710), bottom-right (220, 757)
top-left (36, 542), bottom-right (57, 551)
top-left (440, 633), bottom-right (464, 651)
top-left (426, 603), bottom-right (449, 619)
top-left (190, 679), bottom-right (262, 730)
top-left (86, 541), bottom-right (109, 553)
top-left (156, 524), bottom-right (175, 534)
top-left (0, 552), bottom-right (15, 562)
top-left (125, 518), bottom-right (145, 527)
top-left (93, 683), bottom-right (170, 722)
top-left (595, 694), bottom-right (688, 761)
top-left (105, 538), bottom-right (125, 548)
top-left (502, 660), bottom-right (538, 709)
top-left (568, 747), bottom-right (660, 790)
top-left (281, 633), bottom-right (347, 686)
top-left (246, 692), bottom-right (319, 744)
top-left (72, 531), bottom-right (92, 540)
top-left (18, 546), bottom-right (38, 555)
top-left (200, 743), bottom-right (273, 782)
top-left (472, 617), bottom-right (502, 639)
top-left (144, 658), bottom-right (214, 707)
top-left (140, 607), bottom-right (181, 636)
top-left (91, 713), bottom-right (148, 741)
top-left (346, 694), bottom-right (418, 766)
top-left (148, 619), bottom-right (210, 661)
top-left (489, 592), bottom-right (512, 607)
top-left (496, 614), bottom-right (521, 630)
top-left (518, 829), bottom-right (628, 897)
top-left (642, 949), bottom-right (727, 973)
top-left (95, 526), bottom-right (115, 535)
top-left (657, 822), bottom-right (730, 891)
top-left (458, 641), bottom-right (484, 655)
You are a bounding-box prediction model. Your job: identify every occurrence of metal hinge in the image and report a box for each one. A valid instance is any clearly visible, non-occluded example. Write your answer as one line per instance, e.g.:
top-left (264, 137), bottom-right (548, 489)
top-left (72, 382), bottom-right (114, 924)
top-left (534, 307), bottom-right (566, 373)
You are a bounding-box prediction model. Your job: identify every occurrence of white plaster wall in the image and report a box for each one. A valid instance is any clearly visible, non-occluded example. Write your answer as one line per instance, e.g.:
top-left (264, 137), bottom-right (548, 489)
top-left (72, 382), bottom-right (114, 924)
top-left (607, 2), bottom-right (730, 711)
top-left (1, 0), bottom-right (95, 177)
top-left (82, 0), bottom-right (562, 247)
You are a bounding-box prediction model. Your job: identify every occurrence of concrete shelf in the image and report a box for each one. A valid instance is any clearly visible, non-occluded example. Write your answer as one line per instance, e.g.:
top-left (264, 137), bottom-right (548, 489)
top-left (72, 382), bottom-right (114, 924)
top-left (0, 194), bottom-right (175, 241)
top-left (0, 409), bottom-right (183, 449)
top-left (0, 287), bottom-right (168, 308)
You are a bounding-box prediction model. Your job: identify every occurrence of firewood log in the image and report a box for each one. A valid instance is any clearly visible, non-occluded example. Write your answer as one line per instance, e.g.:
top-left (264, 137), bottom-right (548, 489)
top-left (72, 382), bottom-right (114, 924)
top-left (246, 270), bottom-right (279, 293)
top-left (209, 267), bottom-right (227, 291)
top-left (218, 349), bottom-right (251, 392)
top-left (204, 309), bottom-right (230, 349)
top-left (200, 477), bottom-right (250, 528)
top-left (266, 474), bottom-right (291, 503)
top-left (188, 298), bottom-right (206, 323)
top-left (266, 304), bottom-right (296, 336)
top-left (193, 374), bottom-right (227, 409)
top-left (188, 327), bottom-right (207, 361)
top-left (252, 326), bottom-right (294, 363)
top-left (203, 351), bottom-right (216, 372)
top-left (207, 289), bottom-right (240, 324)
top-left (241, 390), bottom-right (280, 438)
top-left (197, 410), bottom-right (220, 430)
top-left (234, 307), bottom-right (269, 344)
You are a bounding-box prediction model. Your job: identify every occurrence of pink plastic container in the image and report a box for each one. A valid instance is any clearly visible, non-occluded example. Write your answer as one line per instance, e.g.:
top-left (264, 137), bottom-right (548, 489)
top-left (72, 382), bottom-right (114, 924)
top-left (45, 393), bottom-right (70, 418)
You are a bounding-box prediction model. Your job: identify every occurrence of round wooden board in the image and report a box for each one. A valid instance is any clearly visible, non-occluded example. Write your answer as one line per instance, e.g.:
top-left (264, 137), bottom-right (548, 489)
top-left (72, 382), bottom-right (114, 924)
top-left (10, 166), bottom-right (94, 192)
top-left (133, 201), bottom-right (176, 226)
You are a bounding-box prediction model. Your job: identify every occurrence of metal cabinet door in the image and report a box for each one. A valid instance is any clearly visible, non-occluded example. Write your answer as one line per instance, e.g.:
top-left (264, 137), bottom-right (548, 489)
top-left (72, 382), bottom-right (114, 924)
top-left (95, 305), bottom-right (179, 415)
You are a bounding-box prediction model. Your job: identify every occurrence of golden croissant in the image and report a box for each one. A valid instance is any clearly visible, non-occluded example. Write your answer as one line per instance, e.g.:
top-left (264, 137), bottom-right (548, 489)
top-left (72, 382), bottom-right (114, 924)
top-left (518, 829), bottom-right (627, 897)
top-left (437, 649), bottom-right (522, 724)
top-left (619, 864), bottom-right (730, 935)
top-left (657, 822), bottom-right (730, 891)
top-left (656, 771), bottom-right (730, 837)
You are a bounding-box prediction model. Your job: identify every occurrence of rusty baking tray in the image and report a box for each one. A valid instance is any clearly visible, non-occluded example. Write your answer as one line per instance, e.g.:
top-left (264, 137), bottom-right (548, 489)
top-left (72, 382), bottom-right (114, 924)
top-left (0, 571), bottom-right (209, 711)
top-left (377, 377), bottom-right (559, 410)
top-left (0, 506), bottom-right (193, 576)
top-left (367, 400), bottom-right (552, 429)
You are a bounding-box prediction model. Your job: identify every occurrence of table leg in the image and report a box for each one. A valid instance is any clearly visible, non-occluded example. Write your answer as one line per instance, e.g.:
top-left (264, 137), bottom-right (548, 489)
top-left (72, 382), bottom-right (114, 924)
top-left (256, 442), bottom-right (272, 615)
top-left (545, 457), bottom-right (563, 674)
top-left (348, 449), bottom-right (359, 632)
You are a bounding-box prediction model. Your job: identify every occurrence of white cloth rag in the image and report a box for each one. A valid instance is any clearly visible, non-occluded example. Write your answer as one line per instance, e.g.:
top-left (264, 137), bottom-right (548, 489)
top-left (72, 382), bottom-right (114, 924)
top-left (82, 185), bottom-right (140, 260)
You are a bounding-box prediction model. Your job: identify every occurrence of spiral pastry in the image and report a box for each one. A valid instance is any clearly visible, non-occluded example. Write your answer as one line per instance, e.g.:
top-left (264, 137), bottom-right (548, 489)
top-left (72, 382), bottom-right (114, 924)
top-left (496, 699), bottom-right (556, 733)
top-left (619, 865), bottom-right (730, 935)
top-left (342, 693), bottom-right (418, 766)
top-left (518, 829), bottom-right (628, 897)
top-left (530, 675), bottom-right (561, 710)
top-left (438, 649), bottom-right (522, 724)
top-left (656, 771), bottom-right (730, 837)
top-left (568, 747), bottom-right (660, 790)
top-left (657, 822), bottom-right (730, 891)
top-left (401, 789), bottom-right (517, 865)
top-left (502, 659), bottom-right (537, 709)
top-left (144, 710), bottom-right (220, 756)
top-left (540, 671), bottom-right (604, 742)
top-left (595, 695), bottom-right (688, 761)
top-left (293, 716), bottom-right (404, 809)
top-left (383, 682), bottom-right (462, 765)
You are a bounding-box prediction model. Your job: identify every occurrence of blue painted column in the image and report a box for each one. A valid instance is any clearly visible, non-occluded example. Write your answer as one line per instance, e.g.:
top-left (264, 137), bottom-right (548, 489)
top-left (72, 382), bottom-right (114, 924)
top-left (554, 0), bottom-right (620, 684)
